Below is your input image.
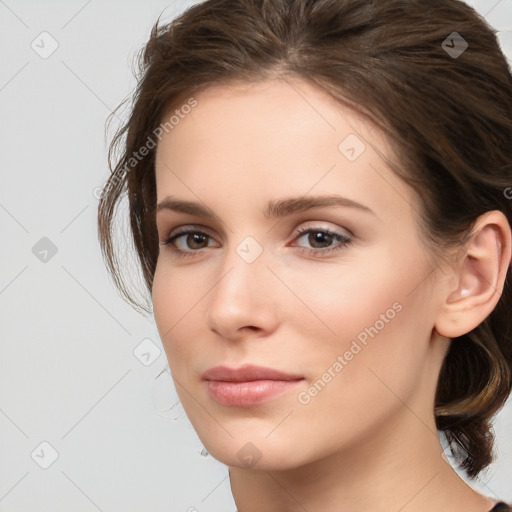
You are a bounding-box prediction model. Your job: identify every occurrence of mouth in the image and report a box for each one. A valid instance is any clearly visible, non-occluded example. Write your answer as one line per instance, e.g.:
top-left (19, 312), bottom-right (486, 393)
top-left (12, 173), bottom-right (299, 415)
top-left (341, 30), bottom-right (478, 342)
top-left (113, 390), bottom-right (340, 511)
top-left (202, 364), bottom-right (305, 407)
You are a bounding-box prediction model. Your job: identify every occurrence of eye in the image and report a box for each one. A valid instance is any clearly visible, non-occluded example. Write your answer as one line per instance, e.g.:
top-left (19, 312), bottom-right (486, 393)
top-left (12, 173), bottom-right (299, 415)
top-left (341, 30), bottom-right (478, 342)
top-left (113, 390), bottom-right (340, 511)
top-left (291, 225), bottom-right (352, 256)
top-left (160, 227), bottom-right (218, 258)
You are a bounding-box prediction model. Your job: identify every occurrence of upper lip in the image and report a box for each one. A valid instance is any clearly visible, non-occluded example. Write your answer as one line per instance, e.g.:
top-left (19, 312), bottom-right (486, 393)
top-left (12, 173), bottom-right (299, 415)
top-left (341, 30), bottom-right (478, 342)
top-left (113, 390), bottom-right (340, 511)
top-left (201, 364), bottom-right (304, 382)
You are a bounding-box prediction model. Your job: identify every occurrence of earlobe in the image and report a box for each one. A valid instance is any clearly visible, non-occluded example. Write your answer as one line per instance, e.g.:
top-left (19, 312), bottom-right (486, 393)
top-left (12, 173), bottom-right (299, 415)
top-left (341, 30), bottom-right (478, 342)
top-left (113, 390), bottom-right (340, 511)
top-left (435, 211), bottom-right (511, 339)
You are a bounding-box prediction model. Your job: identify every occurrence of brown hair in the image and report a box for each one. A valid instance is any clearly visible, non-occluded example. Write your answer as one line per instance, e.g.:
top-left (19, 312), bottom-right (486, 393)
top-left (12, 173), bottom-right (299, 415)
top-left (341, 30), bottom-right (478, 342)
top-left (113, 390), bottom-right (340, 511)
top-left (98, 0), bottom-right (512, 478)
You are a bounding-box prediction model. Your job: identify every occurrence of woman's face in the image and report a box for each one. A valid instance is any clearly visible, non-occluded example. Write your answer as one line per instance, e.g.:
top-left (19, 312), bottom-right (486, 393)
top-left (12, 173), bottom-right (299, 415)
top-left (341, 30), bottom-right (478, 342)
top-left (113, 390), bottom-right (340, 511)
top-left (152, 77), bottom-right (448, 470)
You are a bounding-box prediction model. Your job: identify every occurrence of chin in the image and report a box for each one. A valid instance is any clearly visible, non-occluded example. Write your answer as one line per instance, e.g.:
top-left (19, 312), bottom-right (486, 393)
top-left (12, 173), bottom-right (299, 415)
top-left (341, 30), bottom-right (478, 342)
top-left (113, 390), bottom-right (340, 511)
top-left (195, 430), bottom-right (314, 471)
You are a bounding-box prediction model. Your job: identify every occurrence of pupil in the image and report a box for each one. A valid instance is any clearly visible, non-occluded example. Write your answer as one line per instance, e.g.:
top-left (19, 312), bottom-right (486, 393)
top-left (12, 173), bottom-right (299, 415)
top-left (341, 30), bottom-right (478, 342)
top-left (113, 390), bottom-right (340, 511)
top-left (309, 231), bottom-right (332, 248)
top-left (189, 233), bottom-right (207, 249)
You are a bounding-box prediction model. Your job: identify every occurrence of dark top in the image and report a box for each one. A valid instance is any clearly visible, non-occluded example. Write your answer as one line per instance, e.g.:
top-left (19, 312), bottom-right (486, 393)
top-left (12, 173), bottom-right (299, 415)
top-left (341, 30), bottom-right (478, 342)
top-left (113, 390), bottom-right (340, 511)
top-left (491, 503), bottom-right (512, 511)
top-left (234, 503), bottom-right (510, 511)
top-left (235, 502), bottom-right (511, 511)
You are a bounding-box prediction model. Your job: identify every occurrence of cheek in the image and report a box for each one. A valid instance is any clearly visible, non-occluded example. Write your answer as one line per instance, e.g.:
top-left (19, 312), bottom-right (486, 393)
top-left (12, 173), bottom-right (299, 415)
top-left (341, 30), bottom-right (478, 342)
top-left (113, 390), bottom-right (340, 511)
top-left (152, 263), bottom-right (199, 365)
top-left (290, 297), bottom-right (432, 458)
top-left (152, 263), bottom-right (176, 334)
top-left (285, 250), bottom-right (434, 396)
top-left (272, 247), bottom-right (420, 342)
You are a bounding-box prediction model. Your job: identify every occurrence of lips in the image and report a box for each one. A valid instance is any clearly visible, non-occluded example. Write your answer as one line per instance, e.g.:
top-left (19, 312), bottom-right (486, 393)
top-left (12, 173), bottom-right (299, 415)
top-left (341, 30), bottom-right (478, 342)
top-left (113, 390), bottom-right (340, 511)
top-left (201, 364), bottom-right (304, 382)
top-left (202, 364), bottom-right (304, 407)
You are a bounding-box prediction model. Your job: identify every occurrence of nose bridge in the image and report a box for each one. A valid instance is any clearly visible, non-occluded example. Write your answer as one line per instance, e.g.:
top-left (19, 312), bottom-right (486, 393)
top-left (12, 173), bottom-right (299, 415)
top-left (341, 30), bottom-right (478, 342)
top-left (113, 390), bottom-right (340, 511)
top-left (206, 234), bottom-right (276, 335)
top-left (212, 235), bottom-right (267, 307)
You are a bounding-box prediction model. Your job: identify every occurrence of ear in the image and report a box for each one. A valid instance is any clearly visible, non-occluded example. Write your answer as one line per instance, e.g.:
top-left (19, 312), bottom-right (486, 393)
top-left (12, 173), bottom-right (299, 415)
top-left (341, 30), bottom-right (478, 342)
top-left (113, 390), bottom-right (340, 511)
top-left (434, 210), bottom-right (512, 339)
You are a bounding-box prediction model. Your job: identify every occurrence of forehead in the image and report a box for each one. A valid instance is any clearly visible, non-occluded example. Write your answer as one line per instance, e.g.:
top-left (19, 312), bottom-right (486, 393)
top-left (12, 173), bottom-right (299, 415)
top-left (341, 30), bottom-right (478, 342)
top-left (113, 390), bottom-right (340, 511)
top-left (154, 77), bottom-right (415, 224)
top-left (156, 77), bottom-right (384, 155)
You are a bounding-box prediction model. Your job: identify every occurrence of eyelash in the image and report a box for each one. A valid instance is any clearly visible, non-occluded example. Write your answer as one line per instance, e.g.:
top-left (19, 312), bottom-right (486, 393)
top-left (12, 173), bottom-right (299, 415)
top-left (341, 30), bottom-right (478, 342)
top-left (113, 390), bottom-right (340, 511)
top-left (160, 225), bottom-right (352, 259)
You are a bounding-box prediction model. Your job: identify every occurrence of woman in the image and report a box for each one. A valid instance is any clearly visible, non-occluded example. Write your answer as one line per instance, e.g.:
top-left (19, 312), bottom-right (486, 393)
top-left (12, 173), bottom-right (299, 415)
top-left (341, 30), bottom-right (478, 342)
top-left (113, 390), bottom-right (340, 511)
top-left (98, 0), bottom-right (512, 510)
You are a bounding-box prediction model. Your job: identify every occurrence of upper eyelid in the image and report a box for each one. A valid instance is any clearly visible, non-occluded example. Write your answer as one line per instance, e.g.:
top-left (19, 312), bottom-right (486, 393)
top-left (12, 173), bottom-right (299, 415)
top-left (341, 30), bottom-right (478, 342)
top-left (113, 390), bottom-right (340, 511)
top-left (165, 224), bottom-right (218, 240)
top-left (295, 222), bottom-right (353, 238)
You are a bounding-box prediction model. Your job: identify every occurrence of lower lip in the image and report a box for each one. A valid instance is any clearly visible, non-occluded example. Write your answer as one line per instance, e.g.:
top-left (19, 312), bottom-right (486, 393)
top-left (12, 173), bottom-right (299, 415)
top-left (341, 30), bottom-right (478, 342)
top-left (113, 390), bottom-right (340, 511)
top-left (206, 379), bottom-right (303, 407)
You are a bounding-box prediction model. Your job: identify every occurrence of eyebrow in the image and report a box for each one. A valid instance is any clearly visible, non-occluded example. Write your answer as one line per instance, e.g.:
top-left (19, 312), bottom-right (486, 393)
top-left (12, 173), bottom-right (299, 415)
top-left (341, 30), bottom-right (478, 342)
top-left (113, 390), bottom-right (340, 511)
top-left (156, 195), bottom-right (376, 219)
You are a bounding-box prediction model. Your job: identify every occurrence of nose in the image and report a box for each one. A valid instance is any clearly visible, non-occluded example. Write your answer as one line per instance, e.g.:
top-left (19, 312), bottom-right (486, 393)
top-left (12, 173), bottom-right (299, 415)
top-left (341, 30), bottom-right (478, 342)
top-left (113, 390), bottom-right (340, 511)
top-left (206, 242), bottom-right (280, 341)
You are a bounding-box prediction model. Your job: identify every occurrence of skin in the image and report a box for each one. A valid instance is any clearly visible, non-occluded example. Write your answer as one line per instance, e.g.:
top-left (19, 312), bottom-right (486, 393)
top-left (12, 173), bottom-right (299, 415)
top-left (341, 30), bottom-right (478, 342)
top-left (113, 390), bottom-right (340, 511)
top-left (151, 77), bottom-right (511, 512)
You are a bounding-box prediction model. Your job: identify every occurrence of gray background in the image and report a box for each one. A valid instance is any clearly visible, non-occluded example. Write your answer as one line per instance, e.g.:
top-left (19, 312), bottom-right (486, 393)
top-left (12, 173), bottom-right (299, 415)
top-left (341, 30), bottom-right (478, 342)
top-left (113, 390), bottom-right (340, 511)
top-left (0, 1), bottom-right (511, 510)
